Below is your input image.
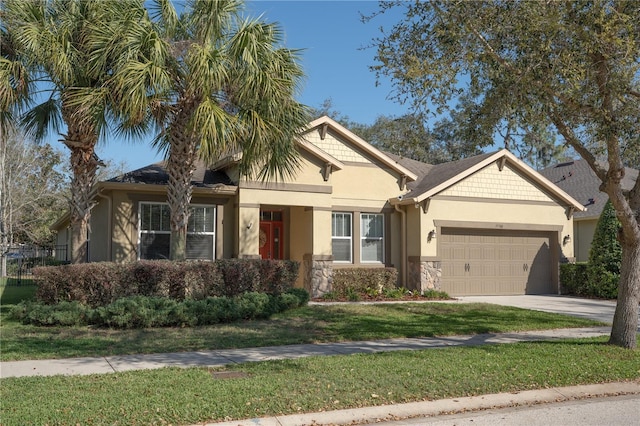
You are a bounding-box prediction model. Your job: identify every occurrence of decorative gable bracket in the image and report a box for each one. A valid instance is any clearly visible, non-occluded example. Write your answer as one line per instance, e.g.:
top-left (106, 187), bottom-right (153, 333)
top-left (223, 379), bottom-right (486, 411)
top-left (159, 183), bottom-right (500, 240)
top-left (322, 163), bottom-right (333, 181)
top-left (319, 123), bottom-right (329, 140)
top-left (418, 198), bottom-right (430, 214)
top-left (400, 175), bottom-right (408, 191)
top-left (566, 206), bottom-right (576, 220)
top-left (496, 156), bottom-right (507, 171)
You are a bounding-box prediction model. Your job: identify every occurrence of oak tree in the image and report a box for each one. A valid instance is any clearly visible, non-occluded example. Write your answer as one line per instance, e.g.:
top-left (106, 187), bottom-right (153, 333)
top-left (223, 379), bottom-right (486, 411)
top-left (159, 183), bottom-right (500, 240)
top-left (371, 0), bottom-right (640, 348)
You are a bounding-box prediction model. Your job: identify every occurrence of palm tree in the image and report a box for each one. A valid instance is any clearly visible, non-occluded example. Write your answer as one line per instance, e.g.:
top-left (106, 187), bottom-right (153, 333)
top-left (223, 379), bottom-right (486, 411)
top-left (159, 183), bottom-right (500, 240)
top-left (1, 0), bottom-right (155, 263)
top-left (129, 0), bottom-right (310, 260)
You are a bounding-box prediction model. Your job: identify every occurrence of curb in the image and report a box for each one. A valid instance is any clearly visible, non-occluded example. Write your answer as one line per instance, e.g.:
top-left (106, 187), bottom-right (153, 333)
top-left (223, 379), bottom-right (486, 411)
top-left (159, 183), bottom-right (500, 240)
top-left (203, 381), bottom-right (640, 426)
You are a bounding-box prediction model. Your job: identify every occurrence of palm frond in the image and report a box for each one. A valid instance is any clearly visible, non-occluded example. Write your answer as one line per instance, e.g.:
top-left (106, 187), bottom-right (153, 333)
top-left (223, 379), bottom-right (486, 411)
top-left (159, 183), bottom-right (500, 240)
top-left (188, 0), bottom-right (241, 43)
top-left (185, 41), bottom-right (228, 97)
top-left (20, 96), bottom-right (62, 142)
top-left (192, 97), bottom-right (238, 162)
top-left (148, 0), bottom-right (179, 37)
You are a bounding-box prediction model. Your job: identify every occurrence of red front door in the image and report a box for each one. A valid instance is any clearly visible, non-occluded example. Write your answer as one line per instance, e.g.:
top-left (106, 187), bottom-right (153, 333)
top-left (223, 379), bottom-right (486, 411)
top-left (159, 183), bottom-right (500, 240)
top-left (259, 221), bottom-right (283, 259)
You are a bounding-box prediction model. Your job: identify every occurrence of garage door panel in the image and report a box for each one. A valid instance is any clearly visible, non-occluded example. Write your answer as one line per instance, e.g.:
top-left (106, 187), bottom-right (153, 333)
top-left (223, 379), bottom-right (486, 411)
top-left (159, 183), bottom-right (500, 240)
top-left (440, 228), bottom-right (553, 296)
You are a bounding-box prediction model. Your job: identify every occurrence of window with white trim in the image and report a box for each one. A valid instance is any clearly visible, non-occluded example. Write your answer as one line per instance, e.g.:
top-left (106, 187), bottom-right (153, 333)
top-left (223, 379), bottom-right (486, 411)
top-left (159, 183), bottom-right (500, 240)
top-left (139, 203), bottom-right (215, 260)
top-left (331, 212), bottom-right (352, 263)
top-left (360, 213), bottom-right (384, 263)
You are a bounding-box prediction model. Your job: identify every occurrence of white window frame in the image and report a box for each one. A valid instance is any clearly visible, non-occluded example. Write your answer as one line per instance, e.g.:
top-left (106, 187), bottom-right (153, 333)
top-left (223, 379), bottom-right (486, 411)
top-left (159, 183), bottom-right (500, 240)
top-left (331, 212), bottom-right (353, 263)
top-left (360, 213), bottom-right (384, 264)
top-left (138, 202), bottom-right (216, 260)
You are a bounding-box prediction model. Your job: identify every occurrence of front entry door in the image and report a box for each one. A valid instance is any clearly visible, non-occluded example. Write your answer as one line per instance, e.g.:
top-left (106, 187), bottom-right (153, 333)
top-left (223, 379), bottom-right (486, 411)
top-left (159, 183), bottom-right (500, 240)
top-left (259, 220), bottom-right (283, 259)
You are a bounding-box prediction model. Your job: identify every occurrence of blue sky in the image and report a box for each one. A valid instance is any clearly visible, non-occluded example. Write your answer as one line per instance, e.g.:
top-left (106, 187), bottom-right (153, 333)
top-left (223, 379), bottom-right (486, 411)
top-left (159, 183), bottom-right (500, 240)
top-left (93, 0), bottom-right (410, 172)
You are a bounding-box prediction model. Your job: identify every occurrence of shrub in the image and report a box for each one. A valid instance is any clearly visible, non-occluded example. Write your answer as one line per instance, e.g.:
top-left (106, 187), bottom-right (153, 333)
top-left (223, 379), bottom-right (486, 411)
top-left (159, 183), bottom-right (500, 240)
top-left (559, 262), bottom-right (589, 295)
top-left (11, 288), bottom-right (311, 328)
top-left (11, 300), bottom-right (89, 326)
top-left (382, 287), bottom-right (406, 299)
top-left (258, 260), bottom-right (300, 294)
top-left (235, 292), bottom-right (272, 319)
top-left (586, 200), bottom-right (621, 299)
top-left (421, 289), bottom-right (450, 300)
top-left (34, 262), bottom-right (124, 307)
top-left (33, 259), bottom-right (300, 308)
top-left (92, 296), bottom-right (157, 329)
top-left (332, 268), bottom-right (398, 299)
top-left (285, 287), bottom-right (310, 306)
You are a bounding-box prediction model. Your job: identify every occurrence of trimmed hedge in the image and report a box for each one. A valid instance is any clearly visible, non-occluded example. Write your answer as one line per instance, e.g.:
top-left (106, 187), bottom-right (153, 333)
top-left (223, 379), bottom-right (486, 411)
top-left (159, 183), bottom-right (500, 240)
top-left (559, 262), bottom-right (589, 296)
top-left (33, 259), bottom-right (299, 308)
top-left (10, 290), bottom-right (310, 328)
top-left (331, 267), bottom-right (398, 300)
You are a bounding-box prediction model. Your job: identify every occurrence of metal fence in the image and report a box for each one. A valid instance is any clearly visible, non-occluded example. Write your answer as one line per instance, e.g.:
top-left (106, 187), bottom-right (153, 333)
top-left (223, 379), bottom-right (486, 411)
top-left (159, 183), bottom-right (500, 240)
top-left (2, 245), bottom-right (68, 285)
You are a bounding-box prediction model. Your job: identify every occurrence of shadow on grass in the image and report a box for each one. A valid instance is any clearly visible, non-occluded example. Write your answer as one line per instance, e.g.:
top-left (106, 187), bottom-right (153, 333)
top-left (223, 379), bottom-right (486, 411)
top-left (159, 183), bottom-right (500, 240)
top-left (0, 283), bottom-right (37, 314)
top-left (308, 303), bottom-right (603, 341)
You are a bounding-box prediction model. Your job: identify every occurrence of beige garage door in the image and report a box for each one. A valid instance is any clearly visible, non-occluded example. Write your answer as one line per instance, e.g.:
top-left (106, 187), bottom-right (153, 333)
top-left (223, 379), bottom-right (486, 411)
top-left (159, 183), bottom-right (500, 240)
top-left (440, 228), bottom-right (553, 296)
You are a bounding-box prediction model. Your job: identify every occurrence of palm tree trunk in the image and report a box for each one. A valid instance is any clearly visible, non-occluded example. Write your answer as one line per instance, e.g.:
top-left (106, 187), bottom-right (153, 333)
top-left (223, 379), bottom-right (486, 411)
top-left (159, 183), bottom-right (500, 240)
top-left (167, 104), bottom-right (198, 261)
top-left (65, 123), bottom-right (99, 264)
top-left (609, 239), bottom-right (640, 349)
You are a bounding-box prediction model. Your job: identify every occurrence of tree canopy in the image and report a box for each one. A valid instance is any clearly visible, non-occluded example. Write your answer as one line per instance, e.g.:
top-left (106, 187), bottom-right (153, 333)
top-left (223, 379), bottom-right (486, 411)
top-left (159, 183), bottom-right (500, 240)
top-left (1, 0), bottom-right (154, 263)
top-left (371, 0), bottom-right (640, 348)
top-left (103, 0), bottom-right (310, 260)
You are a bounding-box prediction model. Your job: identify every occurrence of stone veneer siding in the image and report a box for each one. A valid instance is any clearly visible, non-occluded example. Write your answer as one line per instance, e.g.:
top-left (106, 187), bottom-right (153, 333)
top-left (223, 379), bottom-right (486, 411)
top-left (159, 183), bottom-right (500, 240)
top-left (408, 257), bottom-right (441, 293)
top-left (304, 254), bottom-right (333, 298)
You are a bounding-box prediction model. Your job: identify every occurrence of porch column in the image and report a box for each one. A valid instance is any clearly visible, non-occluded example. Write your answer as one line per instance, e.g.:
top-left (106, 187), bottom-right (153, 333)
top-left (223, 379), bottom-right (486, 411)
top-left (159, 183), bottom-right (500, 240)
top-left (237, 204), bottom-right (260, 259)
top-left (304, 207), bottom-right (333, 298)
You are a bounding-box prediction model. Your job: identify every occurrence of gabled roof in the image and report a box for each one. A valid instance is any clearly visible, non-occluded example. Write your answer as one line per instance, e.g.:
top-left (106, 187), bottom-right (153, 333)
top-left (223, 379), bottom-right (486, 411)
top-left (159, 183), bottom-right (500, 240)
top-left (303, 116), bottom-right (419, 182)
top-left (104, 161), bottom-right (235, 189)
top-left (391, 149), bottom-right (584, 211)
top-left (384, 152), bottom-right (435, 181)
top-left (296, 138), bottom-right (345, 171)
top-left (539, 159), bottom-right (639, 220)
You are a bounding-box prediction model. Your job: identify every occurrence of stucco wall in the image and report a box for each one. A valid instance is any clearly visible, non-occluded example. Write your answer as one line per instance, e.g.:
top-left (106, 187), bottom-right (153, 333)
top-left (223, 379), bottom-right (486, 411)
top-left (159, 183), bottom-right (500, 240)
top-left (111, 191), bottom-right (138, 262)
top-left (421, 199), bottom-right (572, 258)
top-left (88, 196), bottom-right (110, 262)
top-left (574, 218), bottom-right (597, 262)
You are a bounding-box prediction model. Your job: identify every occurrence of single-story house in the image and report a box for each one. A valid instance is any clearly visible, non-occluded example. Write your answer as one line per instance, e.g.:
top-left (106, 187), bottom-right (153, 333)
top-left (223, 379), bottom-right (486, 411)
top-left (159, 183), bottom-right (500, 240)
top-left (539, 159), bottom-right (638, 262)
top-left (53, 116), bottom-right (584, 297)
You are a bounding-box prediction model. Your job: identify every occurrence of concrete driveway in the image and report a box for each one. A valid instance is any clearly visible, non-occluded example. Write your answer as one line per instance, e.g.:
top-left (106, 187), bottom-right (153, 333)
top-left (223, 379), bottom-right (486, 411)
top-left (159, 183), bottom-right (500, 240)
top-left (453, 295), bottom-right (620, 325)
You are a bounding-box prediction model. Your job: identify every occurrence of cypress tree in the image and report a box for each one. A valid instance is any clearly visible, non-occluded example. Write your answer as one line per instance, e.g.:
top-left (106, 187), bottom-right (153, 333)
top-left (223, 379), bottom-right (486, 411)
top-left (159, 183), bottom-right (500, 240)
top-left (586, 200), bottom-right (621, 299)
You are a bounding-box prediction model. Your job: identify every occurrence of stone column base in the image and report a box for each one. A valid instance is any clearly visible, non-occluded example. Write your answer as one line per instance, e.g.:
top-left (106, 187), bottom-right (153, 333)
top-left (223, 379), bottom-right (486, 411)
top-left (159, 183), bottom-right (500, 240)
top-left (408, 257), bottom-right (441, 293)
top-left (303, 254), bottom-right (333, 298)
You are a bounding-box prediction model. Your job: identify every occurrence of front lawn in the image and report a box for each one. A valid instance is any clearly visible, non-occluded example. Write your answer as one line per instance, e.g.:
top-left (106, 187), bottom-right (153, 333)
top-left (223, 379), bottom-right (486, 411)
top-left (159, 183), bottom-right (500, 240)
top-left (1, 282), bottom-right (604, 361)
top-left (2, 338), bottom-right (638, 425)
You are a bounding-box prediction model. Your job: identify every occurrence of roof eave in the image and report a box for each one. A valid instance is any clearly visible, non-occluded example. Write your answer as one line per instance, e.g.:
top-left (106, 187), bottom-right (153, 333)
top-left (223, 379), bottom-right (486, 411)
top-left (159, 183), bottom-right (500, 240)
top-left (410, 149), bottom-right (585, 211)
top-left (297, 138), bottom-right (345, 170)
top-left (306, 116), bottom-right (419, 182)
top-left (98, 181), bottom-right (238, 195)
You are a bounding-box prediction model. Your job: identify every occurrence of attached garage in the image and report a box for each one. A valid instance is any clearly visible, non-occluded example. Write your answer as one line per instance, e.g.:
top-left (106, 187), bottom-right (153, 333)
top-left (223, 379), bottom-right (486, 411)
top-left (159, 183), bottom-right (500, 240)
top-left (390, 149), bottom-right (583, 295)
top-left (440, 228), bottom-right (556, 296)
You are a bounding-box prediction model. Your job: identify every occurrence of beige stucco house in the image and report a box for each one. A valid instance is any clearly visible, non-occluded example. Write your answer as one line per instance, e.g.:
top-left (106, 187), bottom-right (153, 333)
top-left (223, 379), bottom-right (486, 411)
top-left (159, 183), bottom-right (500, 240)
top-left (540, 159), bottom-right (638, 262)
top-left (53, 116), bottom-right (584, 297)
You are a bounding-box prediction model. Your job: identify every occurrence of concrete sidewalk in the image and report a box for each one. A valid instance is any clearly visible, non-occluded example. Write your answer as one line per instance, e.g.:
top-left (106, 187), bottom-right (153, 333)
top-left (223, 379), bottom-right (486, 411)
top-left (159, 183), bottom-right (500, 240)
top-left (0, 326), bottom-right (612, 379)
top-left (3, 322), bottom-right (636, 426)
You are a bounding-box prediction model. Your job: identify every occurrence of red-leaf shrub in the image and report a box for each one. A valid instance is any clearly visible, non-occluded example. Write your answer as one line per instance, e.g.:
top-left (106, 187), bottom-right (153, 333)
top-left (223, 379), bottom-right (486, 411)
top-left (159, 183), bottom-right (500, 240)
top-left (33, 259), bottom-right (299, 307)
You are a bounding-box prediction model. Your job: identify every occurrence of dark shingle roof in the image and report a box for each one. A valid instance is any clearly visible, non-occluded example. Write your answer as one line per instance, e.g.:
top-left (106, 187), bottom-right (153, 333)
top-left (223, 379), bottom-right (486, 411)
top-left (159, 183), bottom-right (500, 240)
top-left (384, 152), bottom-right (435, 189)
top-left (539, 159), bottom-right (638, 219)
top-left (107, 160), bottom-right (234, 187)
top-left (401, 151), bottom-right (498, 197)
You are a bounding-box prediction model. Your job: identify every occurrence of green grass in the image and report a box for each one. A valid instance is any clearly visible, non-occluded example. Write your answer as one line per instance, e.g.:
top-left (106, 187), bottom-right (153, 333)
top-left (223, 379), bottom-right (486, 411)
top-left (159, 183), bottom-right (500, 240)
top-left (0, 281), bottom-right (36, 308)
top-left (0, 284), bottom-right (604, 361)
top-left (1, 337), bottom-right (638, 425)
